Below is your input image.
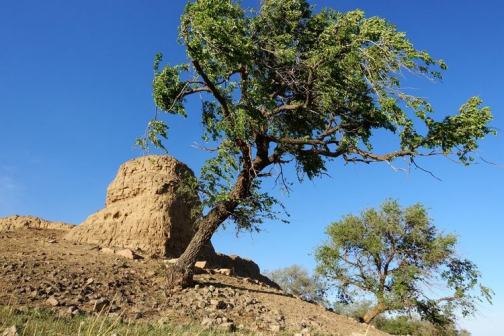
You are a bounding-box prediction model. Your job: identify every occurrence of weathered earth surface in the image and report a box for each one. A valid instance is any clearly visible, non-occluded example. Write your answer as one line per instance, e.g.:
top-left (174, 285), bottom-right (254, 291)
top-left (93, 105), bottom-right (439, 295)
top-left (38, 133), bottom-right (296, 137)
top-left (0, 215), bottom-right (72, 231)
top-left (0, 228), bottom-right (387, 335)
top-left (62, 155), bottom-right (275, 283)
top-left (64, 155), bottom-right (204, 259)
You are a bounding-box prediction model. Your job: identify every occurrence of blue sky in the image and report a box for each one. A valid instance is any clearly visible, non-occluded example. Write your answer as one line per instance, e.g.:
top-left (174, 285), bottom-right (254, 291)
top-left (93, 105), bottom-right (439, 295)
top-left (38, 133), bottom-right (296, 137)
top-left (1, 1), bottom-right (502, 334)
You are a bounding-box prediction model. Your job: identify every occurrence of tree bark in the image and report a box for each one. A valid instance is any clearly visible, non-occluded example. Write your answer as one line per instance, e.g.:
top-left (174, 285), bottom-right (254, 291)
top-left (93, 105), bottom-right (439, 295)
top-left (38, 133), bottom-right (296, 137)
top-left (165, 139), bottom-right (272, 289)
top-left (165, 200), bottom-right (237, 289)
top-left (165, 164), bottom-right (258, 289)
top-left (363, 302), bottom-right (387, 324)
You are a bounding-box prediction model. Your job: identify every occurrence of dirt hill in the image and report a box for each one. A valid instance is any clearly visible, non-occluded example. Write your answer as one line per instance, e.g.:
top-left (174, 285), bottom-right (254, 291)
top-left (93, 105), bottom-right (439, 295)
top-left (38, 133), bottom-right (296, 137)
top-left (0, 226), bottom-right (387, 335)
top-left (64, 155), bottom-right (205, 259)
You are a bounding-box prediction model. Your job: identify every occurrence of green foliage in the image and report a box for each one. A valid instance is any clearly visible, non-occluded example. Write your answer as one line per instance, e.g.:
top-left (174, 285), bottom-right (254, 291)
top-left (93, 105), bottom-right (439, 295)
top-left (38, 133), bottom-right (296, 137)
top-left (139, 0), bottom-right (495, 232)
top-left (315, 199), bottom-right (493, 325)
top-left (264, 264), bottom-right (327, 304)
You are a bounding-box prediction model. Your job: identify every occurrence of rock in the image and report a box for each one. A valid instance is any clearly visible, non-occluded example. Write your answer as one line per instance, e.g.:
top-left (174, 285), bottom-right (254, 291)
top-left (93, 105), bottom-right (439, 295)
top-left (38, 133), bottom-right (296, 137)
top-left (46, 296), bottom-right (60, 306)
top-left (64, 155), bottom-right (215, 259)
top-left (165, 258), bottom-right (178, 264)
top-left (218, 322), bottom-right (236, 332)
top-left (210, 299), bottom-right (226, 310)
top-left (195, 261), bottom-right (209, 269)
top-left (158, 317), bottom-right (171, 326)
top-left (2, 326), bottom-right (18, 336)
top-left (201, 317), bottom-right (215, 327)
top-left (66, 306), bottom-right (80, 317)
top-left (100, 247), bottom-right (115, 255)
top-left (270, 324), bottom-right (284, 332)
top-left (93, 298), bottom-right (110, 313)
top-left (207, 253), bottom-right (280, 288)
top-left (116, 249), bottom-right (141, 260)
top-left (86, 278), bottom-right (94, 285)
top-left (0, 215), bottom-right (72, 231)
top-left (216, 268), bottom-right (233, 276)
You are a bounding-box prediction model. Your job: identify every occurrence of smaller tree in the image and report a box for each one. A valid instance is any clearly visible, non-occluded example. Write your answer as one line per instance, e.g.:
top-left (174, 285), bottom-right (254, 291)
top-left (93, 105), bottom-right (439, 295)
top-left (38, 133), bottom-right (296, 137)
top-left (265, 264), bottom-right (326, 304)
top-left (315, 199), bottom-right (493, 325)
top-left (334, 300), bottom-right (470, 336)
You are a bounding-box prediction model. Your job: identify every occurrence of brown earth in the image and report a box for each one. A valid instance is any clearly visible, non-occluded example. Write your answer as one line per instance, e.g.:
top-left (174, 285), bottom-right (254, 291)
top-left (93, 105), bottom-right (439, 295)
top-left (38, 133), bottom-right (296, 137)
top-left (64, 155), bottom-right (208, 259)
top-left (0, 215), bottom-right (72, 231)
top-left (0, 227), bottom-right (387, 335)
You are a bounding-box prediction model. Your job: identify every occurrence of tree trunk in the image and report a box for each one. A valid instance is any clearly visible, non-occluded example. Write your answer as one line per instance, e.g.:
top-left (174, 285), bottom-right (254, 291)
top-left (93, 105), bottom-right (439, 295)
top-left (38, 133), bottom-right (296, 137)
top-left (166, 201), bottom-right (236, 289)
top-left (165, 150), bottom-right (269, 289)
top-left (363, 302), bottom-right (387, 324)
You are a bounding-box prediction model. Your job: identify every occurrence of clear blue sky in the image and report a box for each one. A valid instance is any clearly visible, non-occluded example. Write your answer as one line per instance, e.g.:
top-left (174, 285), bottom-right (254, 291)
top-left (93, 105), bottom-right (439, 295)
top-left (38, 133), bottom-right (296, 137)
top-left (1, 1), bottom-right (502, 334)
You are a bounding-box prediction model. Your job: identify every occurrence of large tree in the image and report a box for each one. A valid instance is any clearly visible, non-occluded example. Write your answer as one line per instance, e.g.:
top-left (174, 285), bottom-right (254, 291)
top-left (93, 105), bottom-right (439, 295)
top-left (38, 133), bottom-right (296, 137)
top-left (138, 0), bottom-right (495, 288)
top-left (315, 199), bottom-right (493, 325)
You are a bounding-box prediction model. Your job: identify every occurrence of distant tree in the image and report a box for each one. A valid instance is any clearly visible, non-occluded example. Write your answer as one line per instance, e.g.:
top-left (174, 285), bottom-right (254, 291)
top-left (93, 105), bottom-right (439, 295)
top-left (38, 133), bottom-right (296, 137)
top-left (335, 300), bottom-right (472, 335)
top-left (315, 199), bottom-right (493, 325)
top-left (139, 0), bottom-right (495, 288)
top-left (265, 264), bottom-right (326, 304)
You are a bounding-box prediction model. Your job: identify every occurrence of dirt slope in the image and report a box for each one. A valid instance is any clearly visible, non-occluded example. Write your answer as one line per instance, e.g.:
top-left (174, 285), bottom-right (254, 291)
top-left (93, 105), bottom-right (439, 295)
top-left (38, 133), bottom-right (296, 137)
top-left (0, 227), bottom-right (387, 335)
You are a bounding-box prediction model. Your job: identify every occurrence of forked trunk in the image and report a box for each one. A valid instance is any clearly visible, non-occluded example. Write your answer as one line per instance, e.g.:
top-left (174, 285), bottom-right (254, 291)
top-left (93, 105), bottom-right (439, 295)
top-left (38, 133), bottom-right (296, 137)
top-left (166, 201), bottom-right (237, 289)
top-left (363, 302), bottom-right (387, 324)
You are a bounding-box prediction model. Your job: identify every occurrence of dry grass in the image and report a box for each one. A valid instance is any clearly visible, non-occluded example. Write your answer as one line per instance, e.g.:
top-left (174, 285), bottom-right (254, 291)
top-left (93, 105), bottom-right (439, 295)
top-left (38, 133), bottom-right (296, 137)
top-left (0, 305), bottom-right (239, 336)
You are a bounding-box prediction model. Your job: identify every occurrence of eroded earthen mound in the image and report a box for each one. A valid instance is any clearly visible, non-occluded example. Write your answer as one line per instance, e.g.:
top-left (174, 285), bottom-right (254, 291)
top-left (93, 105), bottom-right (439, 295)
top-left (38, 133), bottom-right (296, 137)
top-left (0, 215), bottom-right (72, 231)
top-left (65, 155), bottom-right (203, 258)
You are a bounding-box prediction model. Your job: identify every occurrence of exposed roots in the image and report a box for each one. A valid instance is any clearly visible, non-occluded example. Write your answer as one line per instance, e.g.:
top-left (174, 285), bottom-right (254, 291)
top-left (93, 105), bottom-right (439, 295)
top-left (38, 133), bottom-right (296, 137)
top-left (165, 264), bottom-right (194, 290)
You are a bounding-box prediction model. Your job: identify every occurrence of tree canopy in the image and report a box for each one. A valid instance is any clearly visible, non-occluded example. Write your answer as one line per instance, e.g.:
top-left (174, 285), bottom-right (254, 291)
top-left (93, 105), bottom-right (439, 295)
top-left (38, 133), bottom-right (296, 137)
top-left (140, 0), bottom-right (494, 231)
top-left (315, 199), bottom-right (493, 325)
top-left (136, 0), bottom-right (495, 288)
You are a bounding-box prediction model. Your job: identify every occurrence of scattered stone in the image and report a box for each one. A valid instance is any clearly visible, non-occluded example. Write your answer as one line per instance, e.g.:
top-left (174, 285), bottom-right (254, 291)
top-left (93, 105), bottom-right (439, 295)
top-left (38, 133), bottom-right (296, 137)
top-left (201, 317), bottom-right (215, 327)
top-left (195, 261), bottom-right (209, 269)
top-left (86, 278), bottom-right (94, 285)
top-left (100, 247), bottom-right (115, 255)
top-left (218, 322), bottom-right (236, 332)
top-left (270, 324), bottom-right (285, 332)
top-left (216, 268), bottom-right (233, 276)
top-left (2, 326), bottom-right (18, 336)
top-left (116, 249), bottom-right (142, 260)
top-left (158, 317), bottom-right (171, 326)
top-left (165, 258), bottom-right (178, 264)
top-left (210, 299), bottom-right (226, 310)
top-left (93, 298), bottom-right (110, 313)
top-left (46, 296), bottom-right (59, 306)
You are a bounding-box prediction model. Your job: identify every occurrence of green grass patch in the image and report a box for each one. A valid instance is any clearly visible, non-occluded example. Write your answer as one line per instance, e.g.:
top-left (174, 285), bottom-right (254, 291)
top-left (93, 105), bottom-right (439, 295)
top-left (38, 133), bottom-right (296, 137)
top-left (0, 306), bottom-right (238, 335)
